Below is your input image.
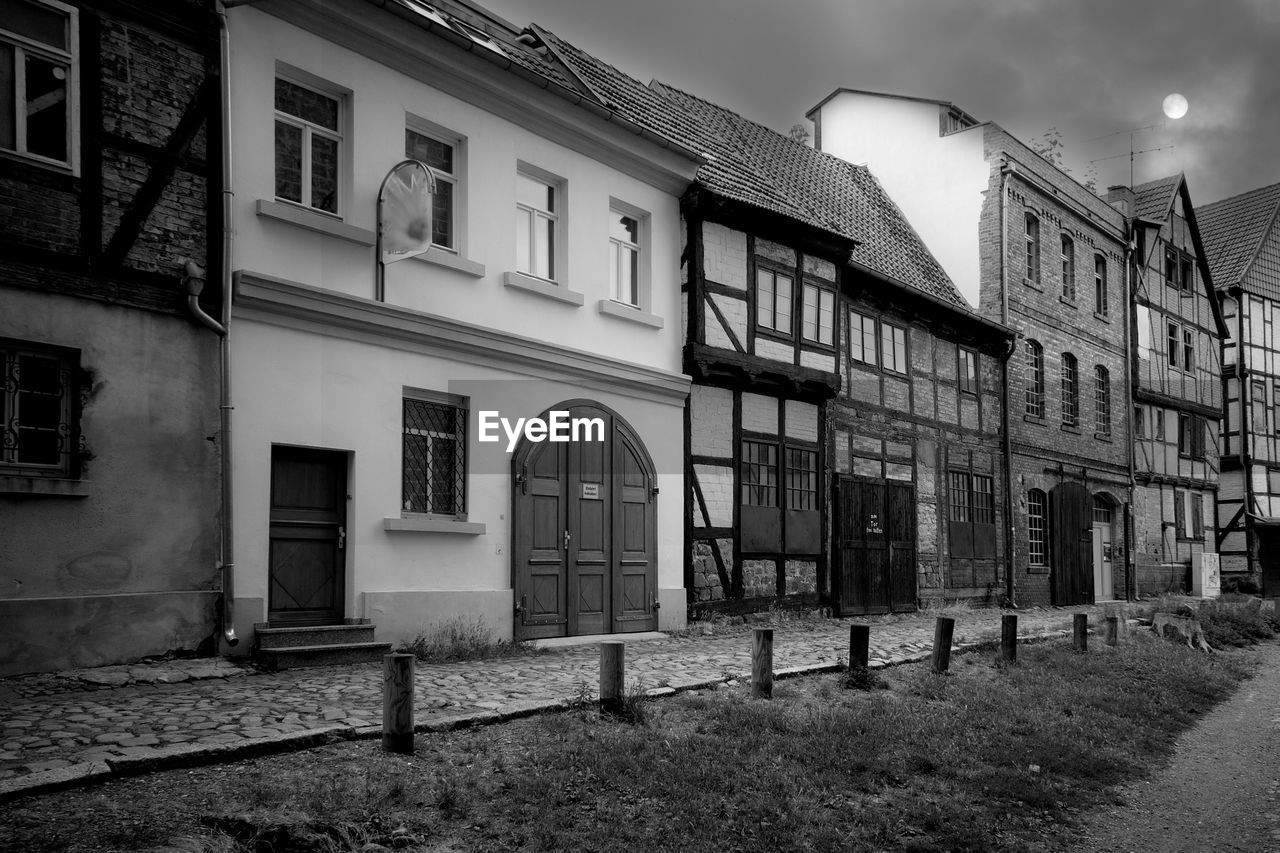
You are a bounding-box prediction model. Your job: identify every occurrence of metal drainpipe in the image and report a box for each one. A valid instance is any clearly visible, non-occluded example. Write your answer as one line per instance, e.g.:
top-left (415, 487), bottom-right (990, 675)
top-left (1236, 287), bottom-right (1254, 578)
top-left (1123, 234), bottom-right (1136, 601)
top-left (214, 1), bottom-right (238, 647)
top-left (999, 160), bottom-right (1016, 605)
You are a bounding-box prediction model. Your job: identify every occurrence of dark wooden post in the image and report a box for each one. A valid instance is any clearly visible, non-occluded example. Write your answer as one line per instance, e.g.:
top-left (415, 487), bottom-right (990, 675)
top-left (1105, 616), bottom-right (1118, 646)
top-left (849, 624), bottom-right (870, 670)
top-left (1073, 613), bottom-right (1088, 652)
top-left (599, 641), bottom-right (625, 714)
top-left (752, 628), bottom-right (774, 699)
top-left (1001, 614), bottom-right (1018, 664)
top-left (931, 617), bottom-right (955, 674)
top-left (382, 653), bottom-right (415, 754)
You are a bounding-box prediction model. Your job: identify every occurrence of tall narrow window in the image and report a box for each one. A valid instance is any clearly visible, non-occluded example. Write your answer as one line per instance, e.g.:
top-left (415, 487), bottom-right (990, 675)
top-left (275, 77), bottom-right (342, 214)
top-left (609, 209), bottom-right (640, 306)
top-left (405, 126), bottom-right (457, 249)
top-left (1061, 352), bottom-right (1079, 427)
top-left (1165, 246), bottom-right (1178, 289)
top-left (1094, 256), bottom-right (1108, 317)
top-left (755, 267), bottom-right (793, 335)
top-left (1061, 234), bottom-right (1075, 300)
top-left (801, 283), bottom-right (834, 345)
top-left (1167, 321), bottom-right (1180, 368)
top-left (1094, 365), bottom-right (1111, 435)
top-left (0, 339), bottom-right (79, 477)
top-left (1134, 404), bottom-right (1144, 438)
top-left (1180, 256), bottom-right (1194, 294)
top-left (1192, 493), bottom-right (1204, 539)
top-left (784, 447), bottom-right (818, 510)
top-left (741, 440), bottom-right (778, 507)
top-left (1027, 489), bottom-right (1047, 565)
top-left (402, 394), bottom-right (467, 517)
top-left (1174, 489), bottom-right (1187, 538)
top-left (1025, 339), bottom-right (1044, 418)
top-left (1177, 413), bottom-right (1192, 457)
top-left (958, 348), bottom-right (978, 395)
top-left (881, 323), bottom-right (907, 373)
top-left (0, 0), bottom-right (76, 169)
top-left (1025, 213), bottom-right (1041, 285)
top-left (1182, 328), bottom-right (1194, 371)
top-left (849, 310), bottom-right (877, 365)
top-left (516, 171), bottom-right (557, 280)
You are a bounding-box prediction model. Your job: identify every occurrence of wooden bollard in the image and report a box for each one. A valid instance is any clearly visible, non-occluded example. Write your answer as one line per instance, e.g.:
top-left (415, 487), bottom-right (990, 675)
top-left (752, 628), bottom-right (774, 699)
top-left (849, 624), bottom-right (870, 670)
top-left (599, 641), bottom-right (625, 714)
top-left (382, 653), bottom-right (415, 754)
top-left (1105, 616), bottom-right (1118, 646)
top-left (1073, 613), bottom-right (1088, 652)
top-left (931, 617), bottom-right (955, 674)
top-left (1001, 614), bottom-right (1018, 664)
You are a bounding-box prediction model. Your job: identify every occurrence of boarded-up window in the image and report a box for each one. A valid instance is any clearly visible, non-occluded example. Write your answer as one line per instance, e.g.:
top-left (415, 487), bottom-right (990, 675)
top-left (1174, 489), bottom-right (1186, 539)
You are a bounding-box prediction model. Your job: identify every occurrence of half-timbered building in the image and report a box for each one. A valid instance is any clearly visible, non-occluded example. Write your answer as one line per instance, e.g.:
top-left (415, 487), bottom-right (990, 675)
top-left (541, 44), bottom-right (1015, 616)
top-left (1106, 177), bottom-right (1224, 596)
top-left (1199, 181), bottom-right (1280, 594)
top-left (0, 0), bottom-right (223, 674)
top-left (809, 89), bottom-right (1132, 607)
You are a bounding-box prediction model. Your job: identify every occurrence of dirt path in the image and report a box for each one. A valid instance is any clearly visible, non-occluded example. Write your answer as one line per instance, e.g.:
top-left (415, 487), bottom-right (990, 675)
top-left (1064, 640), bottom-right (1280, 852)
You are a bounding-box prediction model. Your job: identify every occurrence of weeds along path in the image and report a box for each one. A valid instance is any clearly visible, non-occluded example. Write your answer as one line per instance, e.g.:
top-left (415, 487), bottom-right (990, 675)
top-left (1065, 639), bottom-right (1280, 853)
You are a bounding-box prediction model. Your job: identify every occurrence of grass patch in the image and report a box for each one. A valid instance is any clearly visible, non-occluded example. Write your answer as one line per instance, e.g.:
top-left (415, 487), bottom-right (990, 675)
top-left (1143, 594), bottom-right (1278, 650)
top-left (2, 635), bottom-right (1261, 853)
top-left (396, 616), bottom-right (546, 664)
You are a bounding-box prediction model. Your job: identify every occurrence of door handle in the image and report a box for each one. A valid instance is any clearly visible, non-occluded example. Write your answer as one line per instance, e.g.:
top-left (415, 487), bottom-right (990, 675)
top-left (337, 526), bottom-right (346, 550)
top-left (563, 529), bottom-right (571, 550)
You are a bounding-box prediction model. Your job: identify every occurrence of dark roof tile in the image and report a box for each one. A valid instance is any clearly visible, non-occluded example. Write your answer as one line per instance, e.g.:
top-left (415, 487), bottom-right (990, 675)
top-left (1198, 182), bottom-right (1280, 289)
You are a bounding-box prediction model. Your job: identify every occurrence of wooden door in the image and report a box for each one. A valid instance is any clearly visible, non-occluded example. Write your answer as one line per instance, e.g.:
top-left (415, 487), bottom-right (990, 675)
top-left (513, 404), bottom-right (657, 639)
top-left (836, 476), bottom-right (916, 616)
top-left (268, 446), bottom-right (346, 626)
top-left (1092, 523), bottom-right (1113, 601)
top-left (1050, 482), bottom-right (1093, 605)
top-left (1257, 526), bottom-right (1280, 599)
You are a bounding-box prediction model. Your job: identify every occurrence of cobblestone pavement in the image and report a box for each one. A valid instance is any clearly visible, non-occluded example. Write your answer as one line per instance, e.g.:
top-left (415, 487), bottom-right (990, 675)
top-left (0, 604), bottom-right (1109, 799)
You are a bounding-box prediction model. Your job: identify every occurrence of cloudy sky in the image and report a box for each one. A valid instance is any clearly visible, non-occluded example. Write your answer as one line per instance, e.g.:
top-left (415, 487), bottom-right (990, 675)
top-left (484, 0), bottom-right (1278, 206)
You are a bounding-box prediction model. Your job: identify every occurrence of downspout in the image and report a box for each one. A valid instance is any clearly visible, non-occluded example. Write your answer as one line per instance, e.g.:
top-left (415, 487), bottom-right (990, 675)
top-left (1123, 234), bottom-right (1136, 601)
top-left (1236, 286), bottom-right (1254, 578)
top-left (999, 159), bottom-right (1016, 606)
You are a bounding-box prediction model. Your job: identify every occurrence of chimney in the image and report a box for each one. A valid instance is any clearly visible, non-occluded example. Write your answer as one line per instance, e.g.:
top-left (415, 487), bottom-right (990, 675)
top-left (1104, 185), bottom-right (1135, 217)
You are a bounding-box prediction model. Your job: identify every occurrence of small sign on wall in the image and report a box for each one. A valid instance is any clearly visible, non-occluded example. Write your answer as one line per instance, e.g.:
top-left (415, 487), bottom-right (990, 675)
top-left (581, 482), bottom-right (601, 500)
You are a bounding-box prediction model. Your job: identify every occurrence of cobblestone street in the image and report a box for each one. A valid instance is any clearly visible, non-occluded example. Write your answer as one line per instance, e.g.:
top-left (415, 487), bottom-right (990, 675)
top-left (0, 605), bottom-right (1106, 800)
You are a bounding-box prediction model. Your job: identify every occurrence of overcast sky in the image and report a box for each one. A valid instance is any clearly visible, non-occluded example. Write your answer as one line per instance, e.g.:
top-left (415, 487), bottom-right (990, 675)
top-left (483, 0), bottom-right (1278, 207)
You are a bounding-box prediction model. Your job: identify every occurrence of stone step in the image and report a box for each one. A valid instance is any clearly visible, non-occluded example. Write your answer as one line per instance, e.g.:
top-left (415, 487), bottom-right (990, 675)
top-left (254, 641), bottom-right (394, 671)
top-left (254, 623), bottom-right (376, 650)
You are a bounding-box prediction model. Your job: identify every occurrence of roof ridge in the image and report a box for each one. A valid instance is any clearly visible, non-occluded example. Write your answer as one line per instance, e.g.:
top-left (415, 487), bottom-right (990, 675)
top-left (1201, 180), bottom-right (1280, 212)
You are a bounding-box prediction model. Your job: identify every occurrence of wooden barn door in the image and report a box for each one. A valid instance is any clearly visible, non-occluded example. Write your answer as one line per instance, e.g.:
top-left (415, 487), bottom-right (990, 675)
top-left (1050, 482), bottom-right (1093, 605)
top-left (268, 446), bottom-right (346, 626)
top-left (835, 476), bottom-right (917, 616)
top-left (513, 404), bottom-right (657, 639)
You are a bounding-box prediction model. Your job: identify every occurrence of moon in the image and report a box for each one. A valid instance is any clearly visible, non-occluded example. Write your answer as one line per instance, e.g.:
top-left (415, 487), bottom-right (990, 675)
top-left (1163, 93), bottom-right (1189, 119)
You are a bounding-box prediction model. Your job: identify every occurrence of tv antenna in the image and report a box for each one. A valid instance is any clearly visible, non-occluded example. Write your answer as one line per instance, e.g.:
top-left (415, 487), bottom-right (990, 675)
top-left (1085, 123), bottom-right (1174, 188)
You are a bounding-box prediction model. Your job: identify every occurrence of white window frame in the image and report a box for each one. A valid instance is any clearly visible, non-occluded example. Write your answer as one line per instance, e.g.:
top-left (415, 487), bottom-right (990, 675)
top-left (405, 115), bottom-right (464, 254)
top-left (273, 65), bottom-right (349, 218)
top-left (800, 282), bottom-right (835, 346)
top-left (608, 198), bottom-right (649, 310)
top-left (849, 309), bottom-right (877, 365)
top-left (0, 0), bottom-right (79, 174)
top-left (515, 162), bottom-right (564, 283)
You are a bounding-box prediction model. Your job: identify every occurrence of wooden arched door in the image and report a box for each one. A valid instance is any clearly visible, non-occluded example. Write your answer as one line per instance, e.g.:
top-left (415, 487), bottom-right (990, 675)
top-left (511, 402), bottom-right (658, 639)
top-left (1050, 481), bottom-right (1093, 605)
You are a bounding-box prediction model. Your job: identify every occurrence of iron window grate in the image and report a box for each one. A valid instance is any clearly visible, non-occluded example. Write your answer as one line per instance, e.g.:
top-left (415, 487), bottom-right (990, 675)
top-left (403, 396), bottom-right (466, 516)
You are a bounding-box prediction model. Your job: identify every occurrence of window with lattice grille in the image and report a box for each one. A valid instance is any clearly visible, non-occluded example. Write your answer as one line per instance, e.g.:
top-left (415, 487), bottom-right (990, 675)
top-left (402, 394), bottom-right (466, 516)
top-left (1, 338), bottom-right (79, 477)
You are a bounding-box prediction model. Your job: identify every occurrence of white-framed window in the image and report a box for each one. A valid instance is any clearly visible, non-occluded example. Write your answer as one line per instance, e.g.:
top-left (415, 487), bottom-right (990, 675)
top-left (800, 282), bottom-right (834, 345)
top-left (609, 207), bottom-right (640, 307)
top-left (0, 0), bottom-right (78, 172)
top-left (1094, 255), bottom-right (1108, 317)
top-left (881, 323), bottom-right (907, 373)
top-left (516, 166), bottom-right (561, 281)
top-left (847, 309), bottom-right (906, 373)
top-left (1, 337), bottom-right (79, 478)
top-left (274, 72), bottom-right (344, 215)
top-left (405, 120), bottom-right (461, 251)
top-left (849, 310), bottom-right (876, 365)
top-left (1024, 213), bottom-right (1041, 285)
top-left (1094, 365), bottom-right (1111, 435)
top-left (1061, 234), bottom-right (1075, 301)
top-left (755, 265), bottom-right (793, 335)
top-left (402, 391), bottom-right (467, 518)
top-left (1027, 489), bottom-right (1047, 566)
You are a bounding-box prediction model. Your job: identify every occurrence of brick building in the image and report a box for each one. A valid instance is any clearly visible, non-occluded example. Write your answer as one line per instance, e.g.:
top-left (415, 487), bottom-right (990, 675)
top-left (1106, 177), bottom-right (1224, 596)
top-left (544, 48), bottom-right (1014, 615)
top-left (0, 0), bottom-right (224, 674)
top-left (810, 90), bottom-right (1131, 607)
top-left (1199, 181), bottom-right (1280, 594)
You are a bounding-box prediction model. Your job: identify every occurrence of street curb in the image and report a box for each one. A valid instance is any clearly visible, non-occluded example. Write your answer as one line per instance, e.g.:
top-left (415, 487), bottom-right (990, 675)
top-left (0, 626), bottom-right (1077, 803)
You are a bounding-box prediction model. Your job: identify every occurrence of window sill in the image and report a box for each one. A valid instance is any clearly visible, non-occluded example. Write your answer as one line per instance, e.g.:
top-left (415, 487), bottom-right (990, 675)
top-left (411, 246), bottom-right (485, 278)
top-left (1059, 295), bottom-right (1077, 308)
top-left (1023, 414), bottom-right (1047, 426)
top-left (384, 516), bottom-right (487, 535)
top-left (256, 199), bottom-right (376, 247)
top-left (503, 271), bottom-right (584, 306)
top-left (1061, 423), bottom-right (1081, 434)
top-left (1093, 312), bottom-right (1111, 323)
top-left (1022, 278), bottom-right (1042, 291)
top-left (1027, 564), bottom-right (1049, 575)
top-left (597, 299), bottom-right (663, 329)
top-left (1094, 432), bottom-right (1113, 442)
top-left (0, 476), bottom-right (90, 498)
